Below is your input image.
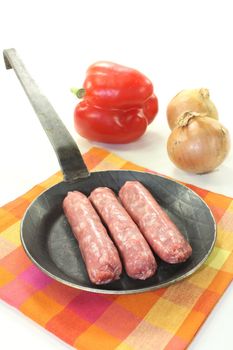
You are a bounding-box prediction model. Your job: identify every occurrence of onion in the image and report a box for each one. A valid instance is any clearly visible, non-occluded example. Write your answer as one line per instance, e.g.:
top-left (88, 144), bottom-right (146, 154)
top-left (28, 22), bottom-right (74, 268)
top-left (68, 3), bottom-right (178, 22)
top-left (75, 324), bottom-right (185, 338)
top-left (167, 88), bottom-right (219, 130)
top-left (167, 112), bottom-right (231, 174)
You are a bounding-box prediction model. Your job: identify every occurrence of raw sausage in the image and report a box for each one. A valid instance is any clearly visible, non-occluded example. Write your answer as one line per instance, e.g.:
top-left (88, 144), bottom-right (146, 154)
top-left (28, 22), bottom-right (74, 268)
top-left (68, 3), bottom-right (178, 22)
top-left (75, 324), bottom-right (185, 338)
top-left (119, 181), bottom-right (192, 263)
top-left (89, 187), bottom-right (157, 280)
top-left (63, 191), bottom-right (122, 284)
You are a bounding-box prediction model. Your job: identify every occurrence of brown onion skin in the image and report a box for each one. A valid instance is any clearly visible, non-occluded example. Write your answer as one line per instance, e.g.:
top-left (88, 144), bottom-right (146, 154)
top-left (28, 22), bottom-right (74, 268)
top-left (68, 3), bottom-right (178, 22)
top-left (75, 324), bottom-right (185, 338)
top-left (167, 114), bottom-right (231, 174)
top-left (167, 88), bottom-right (219, 130)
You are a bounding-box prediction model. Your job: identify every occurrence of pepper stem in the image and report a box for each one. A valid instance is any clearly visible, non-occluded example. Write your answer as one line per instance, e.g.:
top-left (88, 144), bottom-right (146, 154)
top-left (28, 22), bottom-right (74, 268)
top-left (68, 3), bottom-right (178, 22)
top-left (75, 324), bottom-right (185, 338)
top-left (70, 87), bottom-right (86, 99)
top-left (176, 111), bottom-right (207, 127)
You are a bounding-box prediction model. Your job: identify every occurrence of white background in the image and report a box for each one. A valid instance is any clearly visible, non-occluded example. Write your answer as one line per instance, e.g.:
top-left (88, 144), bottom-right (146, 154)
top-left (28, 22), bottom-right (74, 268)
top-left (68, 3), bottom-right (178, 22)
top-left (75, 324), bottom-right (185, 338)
top-left (0, 0), bottom-right (232, 349)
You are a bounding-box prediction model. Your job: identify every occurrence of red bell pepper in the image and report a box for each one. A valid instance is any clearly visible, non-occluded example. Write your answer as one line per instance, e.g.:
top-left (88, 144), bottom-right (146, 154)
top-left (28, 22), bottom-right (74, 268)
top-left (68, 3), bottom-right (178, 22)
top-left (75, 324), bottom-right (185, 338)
top-left (72, 61), bottom-right (158, 144)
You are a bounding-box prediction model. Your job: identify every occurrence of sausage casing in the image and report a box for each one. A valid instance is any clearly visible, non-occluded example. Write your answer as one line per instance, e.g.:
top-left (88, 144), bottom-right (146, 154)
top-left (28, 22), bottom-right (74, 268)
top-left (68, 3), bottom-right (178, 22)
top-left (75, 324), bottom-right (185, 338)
top-left (63, 191), bottom-right (122, 284)
top-left (90, 187), bottom-right (157, 280)
top-left (119, 181), bottom-right (192, 263)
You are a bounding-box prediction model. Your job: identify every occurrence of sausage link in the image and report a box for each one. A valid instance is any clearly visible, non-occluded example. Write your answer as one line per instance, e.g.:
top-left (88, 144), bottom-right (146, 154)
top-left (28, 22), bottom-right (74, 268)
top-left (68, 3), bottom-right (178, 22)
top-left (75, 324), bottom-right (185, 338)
top-left (119, 181), bottom-right (192, 263)
top-left (89, 187), bottom-right (157, 280)
top-left (63, 191), bottom-right (122, 284)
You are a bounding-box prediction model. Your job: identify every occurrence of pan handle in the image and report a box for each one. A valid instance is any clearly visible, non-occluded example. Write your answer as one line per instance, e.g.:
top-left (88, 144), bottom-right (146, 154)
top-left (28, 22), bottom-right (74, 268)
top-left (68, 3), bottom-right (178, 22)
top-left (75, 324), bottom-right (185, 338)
top-left (3, 48), bottom-right (90, 182)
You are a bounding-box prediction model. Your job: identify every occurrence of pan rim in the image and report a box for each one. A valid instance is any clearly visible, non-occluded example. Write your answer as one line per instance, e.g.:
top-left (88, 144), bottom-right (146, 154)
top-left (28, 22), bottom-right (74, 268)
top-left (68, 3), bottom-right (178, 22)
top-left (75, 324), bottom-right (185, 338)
top-left (20, 170), bottom-right (217, 295)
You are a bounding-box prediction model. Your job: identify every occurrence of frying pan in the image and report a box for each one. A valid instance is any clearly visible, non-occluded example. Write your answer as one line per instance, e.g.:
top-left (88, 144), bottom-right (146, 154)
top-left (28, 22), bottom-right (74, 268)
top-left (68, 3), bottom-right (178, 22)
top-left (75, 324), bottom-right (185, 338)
top-left (3, 48), bottom-right (216, 294)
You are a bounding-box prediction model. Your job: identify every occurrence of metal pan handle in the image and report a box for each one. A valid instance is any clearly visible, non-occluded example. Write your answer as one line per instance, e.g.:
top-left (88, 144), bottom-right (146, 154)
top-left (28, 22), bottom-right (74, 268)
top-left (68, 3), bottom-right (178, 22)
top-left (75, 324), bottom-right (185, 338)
top-left (3, 48), bottom-right (90, 182)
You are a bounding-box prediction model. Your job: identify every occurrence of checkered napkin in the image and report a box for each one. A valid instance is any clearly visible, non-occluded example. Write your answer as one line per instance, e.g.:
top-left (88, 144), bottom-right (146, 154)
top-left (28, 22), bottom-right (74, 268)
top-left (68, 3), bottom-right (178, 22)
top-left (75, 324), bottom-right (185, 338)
top-left (1, 147), bottom-right (233, 350)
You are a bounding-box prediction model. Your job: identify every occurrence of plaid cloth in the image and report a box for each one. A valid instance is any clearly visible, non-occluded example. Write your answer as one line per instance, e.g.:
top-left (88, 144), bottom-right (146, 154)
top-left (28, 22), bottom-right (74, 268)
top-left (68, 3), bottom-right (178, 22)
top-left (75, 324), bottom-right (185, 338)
top-left (0, 147), bottom-right (233, 350)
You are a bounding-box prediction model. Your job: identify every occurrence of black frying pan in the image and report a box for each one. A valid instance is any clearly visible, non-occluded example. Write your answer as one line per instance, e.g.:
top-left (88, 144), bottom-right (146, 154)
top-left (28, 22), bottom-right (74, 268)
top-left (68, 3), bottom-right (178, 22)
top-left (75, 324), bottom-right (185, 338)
top-left (3, 49), bottom-right (216, 294)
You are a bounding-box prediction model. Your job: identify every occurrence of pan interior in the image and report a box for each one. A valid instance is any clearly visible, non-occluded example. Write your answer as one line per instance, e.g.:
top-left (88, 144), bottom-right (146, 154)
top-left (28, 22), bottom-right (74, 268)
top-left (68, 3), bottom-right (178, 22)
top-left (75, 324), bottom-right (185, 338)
top-left (21, 170), bottom-right (216, 294)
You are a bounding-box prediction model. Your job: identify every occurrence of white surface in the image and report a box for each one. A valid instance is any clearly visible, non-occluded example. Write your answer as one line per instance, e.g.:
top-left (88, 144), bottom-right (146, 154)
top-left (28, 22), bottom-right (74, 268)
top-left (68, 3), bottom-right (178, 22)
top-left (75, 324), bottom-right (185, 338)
top-left (0, 0), bottom-right (232, 349)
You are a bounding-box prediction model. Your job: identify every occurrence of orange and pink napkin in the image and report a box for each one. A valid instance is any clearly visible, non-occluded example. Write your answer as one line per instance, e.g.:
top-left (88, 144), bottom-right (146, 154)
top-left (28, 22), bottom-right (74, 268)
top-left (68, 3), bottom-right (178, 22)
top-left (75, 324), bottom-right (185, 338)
top-left (1, 147), bottom-right (233, 350)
